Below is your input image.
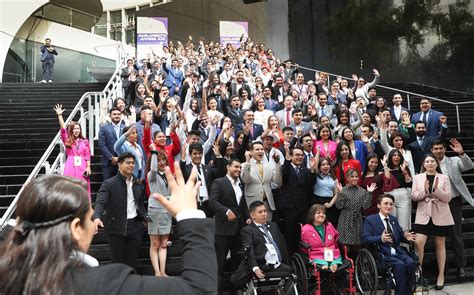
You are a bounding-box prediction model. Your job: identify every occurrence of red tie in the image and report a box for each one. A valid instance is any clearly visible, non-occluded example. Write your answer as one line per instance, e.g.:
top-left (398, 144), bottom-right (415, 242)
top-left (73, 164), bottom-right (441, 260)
top-left (286, 110), bottom-right (290, 126)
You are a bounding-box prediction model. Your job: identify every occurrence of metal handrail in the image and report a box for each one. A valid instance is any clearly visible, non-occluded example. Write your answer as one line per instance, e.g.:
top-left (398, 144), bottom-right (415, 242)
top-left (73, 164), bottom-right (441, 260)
top-left (0, 44), bottom-right (128, 230)
top-left (297, 65), bottom-right (474, 134)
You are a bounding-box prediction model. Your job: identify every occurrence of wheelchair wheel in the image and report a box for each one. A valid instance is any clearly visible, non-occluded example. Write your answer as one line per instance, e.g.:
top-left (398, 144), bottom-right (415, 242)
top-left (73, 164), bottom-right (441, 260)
top-left (290, 253), bottom-right (308, 294)
top-left (355, 248), bottom-right (378, 295)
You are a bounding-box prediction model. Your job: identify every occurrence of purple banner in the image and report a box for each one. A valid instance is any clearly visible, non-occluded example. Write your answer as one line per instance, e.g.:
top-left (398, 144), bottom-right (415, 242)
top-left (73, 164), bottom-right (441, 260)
top-left (219, 21), bottom-right (248, 48)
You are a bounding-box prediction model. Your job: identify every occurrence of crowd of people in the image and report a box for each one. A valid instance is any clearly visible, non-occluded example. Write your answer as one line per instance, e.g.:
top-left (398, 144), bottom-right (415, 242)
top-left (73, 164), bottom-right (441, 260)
top-left (1, 35), bottom-right (472, 295)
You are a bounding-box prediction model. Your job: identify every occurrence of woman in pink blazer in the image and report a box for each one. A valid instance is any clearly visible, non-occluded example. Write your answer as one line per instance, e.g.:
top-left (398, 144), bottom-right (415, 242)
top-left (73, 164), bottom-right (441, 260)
top-left (301, 204), bottom-right (342, 272)
top-left (411, 154), bottom-right (453, 290)
top-left (313, 125), bottom-right (337, 161)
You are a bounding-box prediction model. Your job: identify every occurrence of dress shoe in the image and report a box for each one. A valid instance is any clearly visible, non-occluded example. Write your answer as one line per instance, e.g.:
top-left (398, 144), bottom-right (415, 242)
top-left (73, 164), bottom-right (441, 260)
top-left (457, 267), bottom-right (466, 278)
top-left (434, 284), bottom-right (444, 290)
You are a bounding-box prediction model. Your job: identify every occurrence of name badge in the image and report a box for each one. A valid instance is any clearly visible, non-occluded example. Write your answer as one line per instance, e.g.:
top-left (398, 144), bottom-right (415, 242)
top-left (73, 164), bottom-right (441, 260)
top-left (324, 247), bottom-right (334, 262)
top-left (199, 186), bottom-right (207, 197)
top-left (266, 243), bottom-right (277, 256)
top-left (74, 156), bottom-right (82, 167)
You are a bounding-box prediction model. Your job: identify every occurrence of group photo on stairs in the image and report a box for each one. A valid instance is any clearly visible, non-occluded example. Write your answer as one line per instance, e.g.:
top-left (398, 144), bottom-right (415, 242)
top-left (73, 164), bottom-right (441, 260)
top-left (1, 0), bottom-right (474, 295)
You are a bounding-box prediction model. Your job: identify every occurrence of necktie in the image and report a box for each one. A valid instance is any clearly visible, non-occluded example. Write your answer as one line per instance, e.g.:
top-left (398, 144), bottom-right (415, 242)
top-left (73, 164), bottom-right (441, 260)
top-left (286, 110), bottom-right (290, 126)
top-left (295, 166), bottom-right (300, 175)
top-left (259, 224), bottom-right (282, 262)
top-left (158, 172), bottom-right (168, 187)
top-left (421, 112), bottom-right (427, 124)
top-left (114, 124), bottom-right (120, 138)
top-left (418, 137), bottom-right (424, 148)
top-left (257, 161), bottom-right (263, 178)
top-left (384, 217), bottom-right (395, 248)
top-left (321, 107), bottom-right (325, 117)
top-left (197, 165), bottom-right (203, 181)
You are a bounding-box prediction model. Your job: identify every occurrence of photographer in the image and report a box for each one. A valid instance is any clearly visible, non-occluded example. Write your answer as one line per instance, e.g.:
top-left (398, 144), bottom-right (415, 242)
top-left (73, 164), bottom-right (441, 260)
top-left (40, 37), bottom-right (58, 83)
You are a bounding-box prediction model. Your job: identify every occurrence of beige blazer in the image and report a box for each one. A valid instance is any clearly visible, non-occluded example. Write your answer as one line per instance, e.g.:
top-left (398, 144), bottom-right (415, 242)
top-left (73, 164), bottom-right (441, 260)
top-left (411, 172), bottom-right (454, 226)
top-left (241, 158), bottom-right (282, 210)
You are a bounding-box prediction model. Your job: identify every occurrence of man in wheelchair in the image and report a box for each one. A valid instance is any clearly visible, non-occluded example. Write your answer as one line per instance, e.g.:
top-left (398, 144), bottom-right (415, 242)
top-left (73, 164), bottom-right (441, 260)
top-left (231, 200), bottom-right (294, 292)
top-left (363, 194), bottom-right (417, 295)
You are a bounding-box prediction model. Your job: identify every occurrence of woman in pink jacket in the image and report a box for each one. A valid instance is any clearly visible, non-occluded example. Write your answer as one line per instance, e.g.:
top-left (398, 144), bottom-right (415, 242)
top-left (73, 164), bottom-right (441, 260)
top-left (411, 154), bottom-right (453, 290)
top-left (54, 104), bottom-right (91, 199)
top-left (301, 204), bottom-right (342, 272)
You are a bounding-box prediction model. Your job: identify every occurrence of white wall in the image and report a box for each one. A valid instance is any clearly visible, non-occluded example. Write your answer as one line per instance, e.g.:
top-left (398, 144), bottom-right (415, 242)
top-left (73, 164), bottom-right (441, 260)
top-left (0, 0), bottom-right (49, 82)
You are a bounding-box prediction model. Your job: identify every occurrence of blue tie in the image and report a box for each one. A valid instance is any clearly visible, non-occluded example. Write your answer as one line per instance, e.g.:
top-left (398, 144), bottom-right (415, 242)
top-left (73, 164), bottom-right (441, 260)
top-left (259, 224), bottom-right (282, 262)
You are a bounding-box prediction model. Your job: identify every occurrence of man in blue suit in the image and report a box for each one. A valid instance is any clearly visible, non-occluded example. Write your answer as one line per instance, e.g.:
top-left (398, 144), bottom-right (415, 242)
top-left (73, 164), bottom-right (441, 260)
top-left (98, 107), bottom-right (124, 180)
top-left (162, 58), bottom-right (184, 96)
top-left (39, 38), bottom-right (58, 83)
top-left (363, 194), bottom-right (417, 295)
top-left (411, 98), bottom-right (445, 137)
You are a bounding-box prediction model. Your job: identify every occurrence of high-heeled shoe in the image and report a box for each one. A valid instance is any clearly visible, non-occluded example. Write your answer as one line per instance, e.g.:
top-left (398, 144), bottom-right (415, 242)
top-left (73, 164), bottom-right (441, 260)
top-left (434, 284), bottom-right (444, 290)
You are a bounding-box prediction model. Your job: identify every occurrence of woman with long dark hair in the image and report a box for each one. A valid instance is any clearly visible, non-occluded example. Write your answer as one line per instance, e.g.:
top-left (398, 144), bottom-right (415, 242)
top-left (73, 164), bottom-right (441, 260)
top-left (384, 149), bottom-right (413, 231)
top-left (54, 104), bottom-right (91, 198)
top-left (0, 164), bottom-right (216, 294)
top-left (332, 141), bottom-right (362, 186)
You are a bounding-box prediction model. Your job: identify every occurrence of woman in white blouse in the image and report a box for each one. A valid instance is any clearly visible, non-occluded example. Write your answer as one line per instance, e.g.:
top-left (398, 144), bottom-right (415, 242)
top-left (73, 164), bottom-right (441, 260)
top-left (253, 97), bottom-right (274, 127)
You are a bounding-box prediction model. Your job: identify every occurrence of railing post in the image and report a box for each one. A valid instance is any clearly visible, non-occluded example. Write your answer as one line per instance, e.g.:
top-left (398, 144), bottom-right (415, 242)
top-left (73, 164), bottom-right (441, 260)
top-left (88, 94), bottom-right (95, 156)
top-left (59, 143), bottom-right (65, 175)
top-left (406, 94), bottom-right (411, 111)
top-left (456, 105), bottom-right (461, 135)
top-left (43, 161), bottom-right (50, 175)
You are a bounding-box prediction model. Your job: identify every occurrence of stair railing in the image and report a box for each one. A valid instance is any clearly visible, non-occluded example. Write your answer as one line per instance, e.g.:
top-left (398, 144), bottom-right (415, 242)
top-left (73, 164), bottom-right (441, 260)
top-left (298, 65), bottom-right (474, 134)
top-left (0, 44), bottom-right (128, 230)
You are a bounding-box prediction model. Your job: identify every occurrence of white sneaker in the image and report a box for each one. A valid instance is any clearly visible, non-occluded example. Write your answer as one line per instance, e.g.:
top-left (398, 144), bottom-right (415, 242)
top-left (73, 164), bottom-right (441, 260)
top-left (40, 80), bottom-right (47, 83)
top-left (48, 80), bottom-right (53, 83)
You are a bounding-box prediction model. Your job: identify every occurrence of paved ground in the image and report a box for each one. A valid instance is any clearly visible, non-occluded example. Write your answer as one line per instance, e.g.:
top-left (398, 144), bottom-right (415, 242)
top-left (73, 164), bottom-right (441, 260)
top-left (375, 281), bottom-right (474, 294)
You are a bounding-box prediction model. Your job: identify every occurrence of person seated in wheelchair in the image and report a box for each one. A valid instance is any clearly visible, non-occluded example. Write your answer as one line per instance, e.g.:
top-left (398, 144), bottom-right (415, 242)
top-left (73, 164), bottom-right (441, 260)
top-left (363, 194), bottom-right (417, 295)
top-left (301, 204), bottom-right (342, 272)
top-left (231, 200), bottom-right (293, 289)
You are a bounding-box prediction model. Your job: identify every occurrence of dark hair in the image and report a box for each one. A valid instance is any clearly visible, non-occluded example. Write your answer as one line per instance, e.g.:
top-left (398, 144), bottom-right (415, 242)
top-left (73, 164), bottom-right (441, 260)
top-left (250, 141), bottom-right (263, 150)
top-left (420, 153), bottom-right (442, 174)
top-left (334, 141), bottom-right (353, 167)
top-left (118, 152), bottom-right (135, 164)
top-left (316, 125), bottom-right (332, 141)
top-left (292, 108), bottom-right (303, 116)
top-left (290, 146), bottom-right (304, 155)
top-left (0, 175), bottom-right (89, 294)
top-left (389, 131), bottom-right (406, 148)
top-left (387, 149), bottom-right (405, 170)
top-left (414, 120), bottom-right (425, 128)
top-left (153, 130), bottom-right (165, 140)
top-left (363, 153), bottom-right (381, 177)
top-left (249, 200), bottom-right (265, 213)
top-left (337, 110), bottom-right (351, 126)
top-left (377, 194), bottom-right (394, 204)
top-left (317, 156), bottom-right (336, 179)
top-left (189, 143), bottom-right (204, 154)
top-left (140, 105), bottom-right (152, 114)
top-left (282, 126), bottom-right (294, 133)
top-left (306, 203), bottom-right (326, 225)
top-left (340, 126), bottom-right (354, 142)
top-left (227, 158), bottom-right (241, 166)
top-left (109, 106), bottom-right (121, 114)
top-left (188, 130), bottom-right (201, 137)
top-left (431, 138), bottom-right (446, 148)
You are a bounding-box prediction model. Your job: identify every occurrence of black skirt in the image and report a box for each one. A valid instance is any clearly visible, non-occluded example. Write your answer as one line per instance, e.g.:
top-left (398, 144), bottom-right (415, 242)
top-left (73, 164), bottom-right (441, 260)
top-left (412, 218), bottom-right (451, 237)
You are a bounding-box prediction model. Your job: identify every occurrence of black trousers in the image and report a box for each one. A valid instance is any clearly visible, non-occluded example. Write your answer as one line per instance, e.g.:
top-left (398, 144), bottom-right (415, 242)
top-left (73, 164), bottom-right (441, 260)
top-left (282, 207), bottom-right (308, 256)
top-left (215, 233), bottom-right (242, 290)
top-left (107, 219), bottom-right (144, 269)
top-left (448, 197), bottom-right (466, 268)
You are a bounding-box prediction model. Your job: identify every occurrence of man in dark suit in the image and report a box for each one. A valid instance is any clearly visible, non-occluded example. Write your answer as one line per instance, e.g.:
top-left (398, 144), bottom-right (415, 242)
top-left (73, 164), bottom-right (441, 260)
top-left (223, 95), bottom-right (244, 127)
top-left (93, 153), bottom-right (149, 269)
top-left (181, 143), bottom-right (226, 217)
top-left (411, 98), bottom-right (445, 137)
top-left (229, 70), bottom-right (252, 97)
top-left (363, 194), bottom-right (416, 295)
top-left (99, 107), bottom-right (124, 180)
top-left (231, 201), bottom-right (291, 289)
top-left (406, 119), bottom-right (447, 173)
top-left (280, 145), bottom-right (316, 255)
top-left (235, 110), bottom-right (264, 141)
top-left (209, 159), bottom-right (251, 292)
top-left (389, 93), bottom-right (409, 123)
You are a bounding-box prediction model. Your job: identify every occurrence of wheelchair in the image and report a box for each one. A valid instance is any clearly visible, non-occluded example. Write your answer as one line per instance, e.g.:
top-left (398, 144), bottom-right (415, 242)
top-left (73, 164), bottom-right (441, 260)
top-left (290, 240), bottom-right (357, 295)
top-left (238, 245), bottom-right (299, 295)
top-left (354, 243), bottom-right (429, 295)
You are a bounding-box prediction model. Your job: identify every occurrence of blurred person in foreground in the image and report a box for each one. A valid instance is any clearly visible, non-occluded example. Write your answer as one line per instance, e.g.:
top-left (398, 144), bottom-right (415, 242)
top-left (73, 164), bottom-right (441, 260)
top-left (0, 162), bottom-right (217, 295)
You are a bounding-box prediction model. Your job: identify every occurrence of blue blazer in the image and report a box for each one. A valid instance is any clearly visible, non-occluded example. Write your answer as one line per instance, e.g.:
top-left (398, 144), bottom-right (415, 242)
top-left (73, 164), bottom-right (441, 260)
top-left (353, 140), bottom-right (369, 171)
top-left (235, 123), bottom-right (264, 141)
top-left (98, 122), bottom-right (125, 167)
top-left (363, 214), bottom-right (407, 257)
top-left (411, 109), bottom-right (444, 138)
top-left (40, 45), bottom-right (58, 62)
top-left (114, 134), bottom-right (146, 181)
top-left (162, 63), bottom-right (184, 88)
